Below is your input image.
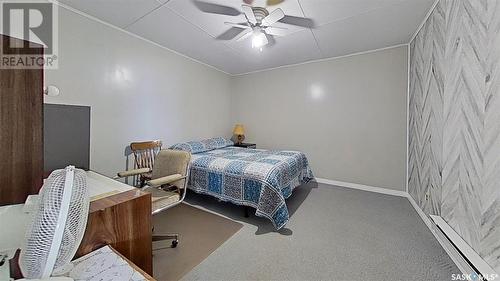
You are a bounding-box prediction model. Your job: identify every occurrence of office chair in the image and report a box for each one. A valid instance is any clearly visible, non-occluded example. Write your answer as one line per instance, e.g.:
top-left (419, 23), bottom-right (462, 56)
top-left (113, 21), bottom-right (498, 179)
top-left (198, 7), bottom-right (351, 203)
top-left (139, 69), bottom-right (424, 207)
top-left (117, 149), bottom-right (191, 248)
top-left (129, 140), bottom-right (162, 187)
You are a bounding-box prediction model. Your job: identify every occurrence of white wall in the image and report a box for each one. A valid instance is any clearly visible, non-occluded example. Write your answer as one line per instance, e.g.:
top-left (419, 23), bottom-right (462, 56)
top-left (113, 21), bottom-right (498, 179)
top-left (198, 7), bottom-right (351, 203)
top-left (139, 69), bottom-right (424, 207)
top-left (44, 7), bottom-right (232, 177)
top-left (44, 7), bottom-right (408, 189)
top-left (230, 46), bottom-right (408, 190)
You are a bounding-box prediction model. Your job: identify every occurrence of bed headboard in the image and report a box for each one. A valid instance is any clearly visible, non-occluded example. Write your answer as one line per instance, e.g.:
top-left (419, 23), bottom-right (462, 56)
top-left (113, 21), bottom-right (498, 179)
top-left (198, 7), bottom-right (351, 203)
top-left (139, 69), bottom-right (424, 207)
top-left (44, 103), bottom-right (91, 172)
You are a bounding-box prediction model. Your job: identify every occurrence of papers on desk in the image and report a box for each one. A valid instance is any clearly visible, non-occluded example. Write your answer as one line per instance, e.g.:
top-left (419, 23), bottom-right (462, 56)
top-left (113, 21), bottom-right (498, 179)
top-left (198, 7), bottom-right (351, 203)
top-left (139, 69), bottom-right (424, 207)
top-left (85, 171), bottom-right (134, 201)
top-left (67, 246), bottom-right (148, 281)
top-left (0, 204), bottom-right (31, 251)
top-left (90, 191), bottom-right (121, 201)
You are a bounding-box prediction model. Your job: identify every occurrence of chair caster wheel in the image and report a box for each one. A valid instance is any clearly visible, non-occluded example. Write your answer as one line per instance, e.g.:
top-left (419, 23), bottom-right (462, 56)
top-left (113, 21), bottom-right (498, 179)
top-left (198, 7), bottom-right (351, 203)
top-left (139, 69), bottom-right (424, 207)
top-left (171, 240), bottom-right (178, 248)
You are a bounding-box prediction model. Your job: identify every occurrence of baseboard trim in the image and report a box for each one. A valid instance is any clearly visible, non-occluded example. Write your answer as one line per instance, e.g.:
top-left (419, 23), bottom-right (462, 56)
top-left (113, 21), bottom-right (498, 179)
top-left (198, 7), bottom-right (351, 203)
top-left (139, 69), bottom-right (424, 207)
top-left (315, 178), bottom-right (407, 197)
top-left (406, 195), bottom-right (471, 275)
top-left (430, 215), bottom-right (497, 276)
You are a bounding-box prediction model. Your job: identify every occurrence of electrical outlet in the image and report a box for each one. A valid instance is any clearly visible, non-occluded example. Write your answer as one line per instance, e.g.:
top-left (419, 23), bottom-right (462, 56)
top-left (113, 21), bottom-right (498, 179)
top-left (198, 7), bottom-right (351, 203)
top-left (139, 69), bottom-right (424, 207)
top-left (425, 192), bottom-right (430, 201)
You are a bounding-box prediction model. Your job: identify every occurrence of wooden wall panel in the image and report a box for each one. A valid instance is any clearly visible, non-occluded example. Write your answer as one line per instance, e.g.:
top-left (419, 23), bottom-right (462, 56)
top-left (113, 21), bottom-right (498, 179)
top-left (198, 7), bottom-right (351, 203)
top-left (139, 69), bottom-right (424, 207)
top-left (409, 0), bottom-right (500, 272)
top-left (76, 190), bottom-right (153, 275)
top-left (0, 35), bottom-right (44, 205)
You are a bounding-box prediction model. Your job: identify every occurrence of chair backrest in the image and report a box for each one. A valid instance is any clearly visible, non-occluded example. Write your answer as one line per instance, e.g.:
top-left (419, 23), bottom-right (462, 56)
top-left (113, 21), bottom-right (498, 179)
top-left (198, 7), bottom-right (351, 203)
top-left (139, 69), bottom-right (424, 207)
top-left (152, 149), bottom-right (191, 189)
top-left (130, 140), bottom-right (162, 171)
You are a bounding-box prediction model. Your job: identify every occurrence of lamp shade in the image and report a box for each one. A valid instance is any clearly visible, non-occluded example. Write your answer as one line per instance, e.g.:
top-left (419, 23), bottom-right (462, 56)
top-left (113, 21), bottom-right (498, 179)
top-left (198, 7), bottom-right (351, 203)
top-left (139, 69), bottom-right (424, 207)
top-left (233, 124), bottom-right (245, 135)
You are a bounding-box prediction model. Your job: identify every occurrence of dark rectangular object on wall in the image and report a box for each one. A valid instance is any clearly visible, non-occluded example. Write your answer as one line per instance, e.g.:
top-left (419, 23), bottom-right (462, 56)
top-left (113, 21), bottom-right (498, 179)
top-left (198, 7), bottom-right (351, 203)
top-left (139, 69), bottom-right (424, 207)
top-left (0, 35), bottom-right (44, 206)
top-left (44, 104), bottom-right (91, 172)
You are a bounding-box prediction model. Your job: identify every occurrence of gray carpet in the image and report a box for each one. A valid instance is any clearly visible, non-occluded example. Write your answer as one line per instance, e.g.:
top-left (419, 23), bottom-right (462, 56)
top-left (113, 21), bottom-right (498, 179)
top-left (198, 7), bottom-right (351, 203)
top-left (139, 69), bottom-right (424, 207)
top-left (180, 182), bottom-right (459, 281)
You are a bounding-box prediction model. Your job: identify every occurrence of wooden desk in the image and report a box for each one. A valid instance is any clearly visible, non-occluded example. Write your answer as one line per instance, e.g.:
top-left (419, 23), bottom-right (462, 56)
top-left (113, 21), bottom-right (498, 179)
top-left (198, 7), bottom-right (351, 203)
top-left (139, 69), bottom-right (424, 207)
top-left (5, 171), bottom-right (153, 279)
top-left (75, 172), bottom-right (153, 275)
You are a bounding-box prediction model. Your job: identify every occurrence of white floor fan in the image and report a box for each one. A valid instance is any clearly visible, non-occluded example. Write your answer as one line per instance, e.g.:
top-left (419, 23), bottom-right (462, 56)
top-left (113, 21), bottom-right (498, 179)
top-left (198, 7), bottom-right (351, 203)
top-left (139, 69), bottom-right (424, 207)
top-left (2, 166), bottom-right (90, 281)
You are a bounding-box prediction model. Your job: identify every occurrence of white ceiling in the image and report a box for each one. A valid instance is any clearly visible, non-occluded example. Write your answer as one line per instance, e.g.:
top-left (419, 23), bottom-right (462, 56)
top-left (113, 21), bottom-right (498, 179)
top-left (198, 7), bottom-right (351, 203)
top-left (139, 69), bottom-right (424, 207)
top-left (57, 0), bottom-right (435, 75)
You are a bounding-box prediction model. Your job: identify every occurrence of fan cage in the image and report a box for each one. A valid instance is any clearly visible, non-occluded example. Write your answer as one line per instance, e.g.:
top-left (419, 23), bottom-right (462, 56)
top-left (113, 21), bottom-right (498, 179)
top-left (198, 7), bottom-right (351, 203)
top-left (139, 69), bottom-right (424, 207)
top-left (20, 167), bottom-right (89, 279)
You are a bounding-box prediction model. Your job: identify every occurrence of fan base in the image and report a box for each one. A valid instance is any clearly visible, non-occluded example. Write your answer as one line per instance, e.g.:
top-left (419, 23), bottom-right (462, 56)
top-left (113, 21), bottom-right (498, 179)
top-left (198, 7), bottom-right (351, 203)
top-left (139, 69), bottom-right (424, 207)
top-left (252, 7), bottom-right (269, 23)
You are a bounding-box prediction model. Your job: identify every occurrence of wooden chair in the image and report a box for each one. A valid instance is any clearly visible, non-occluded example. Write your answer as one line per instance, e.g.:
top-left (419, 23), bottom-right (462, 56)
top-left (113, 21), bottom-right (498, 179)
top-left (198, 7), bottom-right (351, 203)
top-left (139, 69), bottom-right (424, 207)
top-left (129, 140), bottom-right (162, 187)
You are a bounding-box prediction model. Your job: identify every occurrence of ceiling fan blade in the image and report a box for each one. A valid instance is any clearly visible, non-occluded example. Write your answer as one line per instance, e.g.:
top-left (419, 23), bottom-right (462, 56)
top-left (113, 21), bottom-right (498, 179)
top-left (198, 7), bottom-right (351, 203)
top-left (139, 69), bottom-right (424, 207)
top-left (265, 27), bottom-right (287, 37)
top-left (236, 29), bottom-right (253, 42)
top-left (242, 4), bottom-right (257, 24)
top-left (224, 22), bottom-right (251, 29)
top-left (261, 8), bottom-right (285, 27)
top-left (216, 27), bottom-right (246, 40)
top-left (279, 15), bottom-right (315, 28)
top-left (193, 0), bottom-right (241, 16)
top-left (265, 32), bottom-right (276, 47)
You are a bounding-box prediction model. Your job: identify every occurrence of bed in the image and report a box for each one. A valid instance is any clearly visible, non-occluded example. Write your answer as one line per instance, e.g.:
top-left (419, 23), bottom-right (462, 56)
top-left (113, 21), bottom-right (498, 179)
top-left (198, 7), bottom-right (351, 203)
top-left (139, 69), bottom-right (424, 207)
top-left (170, 137), bottom-right (314, 229)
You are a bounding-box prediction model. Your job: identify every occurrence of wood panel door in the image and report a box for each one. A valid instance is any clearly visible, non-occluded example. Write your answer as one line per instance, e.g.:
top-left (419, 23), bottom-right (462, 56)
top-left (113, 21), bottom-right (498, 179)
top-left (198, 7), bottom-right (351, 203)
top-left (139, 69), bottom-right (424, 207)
top-left (0, 35), bottom-right (44, 205)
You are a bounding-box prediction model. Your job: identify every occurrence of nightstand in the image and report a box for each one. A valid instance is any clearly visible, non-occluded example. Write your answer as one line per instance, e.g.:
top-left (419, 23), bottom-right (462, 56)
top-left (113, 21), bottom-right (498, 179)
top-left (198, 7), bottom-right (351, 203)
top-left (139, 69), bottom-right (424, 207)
top-left (234, 143), bottom-right (256, 149)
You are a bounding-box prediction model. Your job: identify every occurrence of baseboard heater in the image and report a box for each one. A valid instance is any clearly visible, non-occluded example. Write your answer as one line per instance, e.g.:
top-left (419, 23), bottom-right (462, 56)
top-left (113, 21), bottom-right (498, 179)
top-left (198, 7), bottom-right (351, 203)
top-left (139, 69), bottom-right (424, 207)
top-left (429, 215), bottom-right (498, 278)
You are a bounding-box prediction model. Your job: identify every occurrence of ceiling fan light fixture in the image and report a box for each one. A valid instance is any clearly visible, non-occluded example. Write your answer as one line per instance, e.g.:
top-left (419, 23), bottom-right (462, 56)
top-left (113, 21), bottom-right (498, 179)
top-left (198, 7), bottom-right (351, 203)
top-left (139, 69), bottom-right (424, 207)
top-left (195, 1), bottom-right (315, 50)
top-left (251, 30), bottom-right (267, 49)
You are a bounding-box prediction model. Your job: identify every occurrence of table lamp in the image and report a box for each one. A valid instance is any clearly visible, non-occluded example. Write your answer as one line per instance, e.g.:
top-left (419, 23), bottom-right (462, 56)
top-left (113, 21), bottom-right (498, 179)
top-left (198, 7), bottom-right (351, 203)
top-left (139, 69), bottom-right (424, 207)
top-left (233, 124), bottom-right (245, 145)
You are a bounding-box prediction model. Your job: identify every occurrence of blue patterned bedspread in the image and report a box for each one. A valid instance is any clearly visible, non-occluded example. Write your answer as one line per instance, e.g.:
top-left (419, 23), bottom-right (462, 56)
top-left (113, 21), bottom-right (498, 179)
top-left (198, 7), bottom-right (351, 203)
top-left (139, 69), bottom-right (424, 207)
top-left (187, 146), bottom-right (314, 229)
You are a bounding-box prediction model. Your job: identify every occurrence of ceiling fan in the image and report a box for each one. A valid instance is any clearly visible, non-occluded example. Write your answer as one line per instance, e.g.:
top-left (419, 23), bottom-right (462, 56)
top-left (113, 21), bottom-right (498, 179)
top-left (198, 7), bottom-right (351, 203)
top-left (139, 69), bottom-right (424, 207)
top-left (193, 1), bottom-right (315, 50)
top-left (243, 0), bottom-right (285, 6)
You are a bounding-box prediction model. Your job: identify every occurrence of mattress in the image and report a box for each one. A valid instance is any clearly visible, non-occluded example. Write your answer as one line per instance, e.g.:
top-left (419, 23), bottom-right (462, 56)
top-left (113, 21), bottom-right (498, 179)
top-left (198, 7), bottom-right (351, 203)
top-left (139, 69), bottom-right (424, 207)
top-left (187, 146), bottom-right (313, 229)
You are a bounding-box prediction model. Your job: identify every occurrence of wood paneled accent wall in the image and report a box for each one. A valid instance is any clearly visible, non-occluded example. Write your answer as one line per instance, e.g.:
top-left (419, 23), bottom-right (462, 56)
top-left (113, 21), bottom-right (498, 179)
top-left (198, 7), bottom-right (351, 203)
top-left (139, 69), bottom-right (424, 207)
top-left (0, 35), bottom-right (44, 205)
top-left (408, 0), bottom-right (500, 273)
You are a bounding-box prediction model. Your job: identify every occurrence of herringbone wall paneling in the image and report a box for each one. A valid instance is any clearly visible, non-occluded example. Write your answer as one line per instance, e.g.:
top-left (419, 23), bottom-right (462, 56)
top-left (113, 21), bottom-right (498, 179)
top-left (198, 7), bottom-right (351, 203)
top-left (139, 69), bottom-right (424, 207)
top-left (409, 0), bottom-right (500, 272)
